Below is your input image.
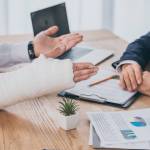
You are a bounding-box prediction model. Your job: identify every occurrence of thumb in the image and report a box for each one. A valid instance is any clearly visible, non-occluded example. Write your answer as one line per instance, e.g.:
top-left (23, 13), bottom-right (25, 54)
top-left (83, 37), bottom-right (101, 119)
top-left (44, 26), bottom-right (59, 36)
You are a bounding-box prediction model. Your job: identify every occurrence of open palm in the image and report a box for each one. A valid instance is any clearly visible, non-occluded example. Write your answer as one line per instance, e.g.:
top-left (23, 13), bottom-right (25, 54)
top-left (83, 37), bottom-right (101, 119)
top-left (33, 26), bottom-right (83, 58)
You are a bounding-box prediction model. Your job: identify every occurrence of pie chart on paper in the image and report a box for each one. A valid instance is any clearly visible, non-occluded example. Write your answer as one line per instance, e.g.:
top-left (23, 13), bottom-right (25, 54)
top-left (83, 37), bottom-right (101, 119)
top-left (130, 117), bottom-right (147, 127)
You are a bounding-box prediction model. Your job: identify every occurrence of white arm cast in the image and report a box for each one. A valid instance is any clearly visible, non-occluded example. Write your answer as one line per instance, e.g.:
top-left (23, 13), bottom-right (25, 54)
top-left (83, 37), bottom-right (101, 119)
top-left (0, 55), bottom-right (75, 108)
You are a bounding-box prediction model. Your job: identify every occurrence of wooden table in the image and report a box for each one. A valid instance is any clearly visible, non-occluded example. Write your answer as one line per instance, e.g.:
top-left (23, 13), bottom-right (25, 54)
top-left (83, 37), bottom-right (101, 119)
top-left (0, 30), bottom-right (150, 150)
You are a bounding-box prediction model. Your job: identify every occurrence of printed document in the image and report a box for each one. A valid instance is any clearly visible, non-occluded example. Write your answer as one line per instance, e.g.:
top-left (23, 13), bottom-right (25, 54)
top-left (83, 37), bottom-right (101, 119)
top-left (88, 108), bottom-right (150, 149)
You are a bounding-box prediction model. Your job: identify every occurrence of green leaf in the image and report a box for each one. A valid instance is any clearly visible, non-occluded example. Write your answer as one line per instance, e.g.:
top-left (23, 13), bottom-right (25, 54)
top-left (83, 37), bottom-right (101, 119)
top-left (58, 98), bottom-right (80, 116)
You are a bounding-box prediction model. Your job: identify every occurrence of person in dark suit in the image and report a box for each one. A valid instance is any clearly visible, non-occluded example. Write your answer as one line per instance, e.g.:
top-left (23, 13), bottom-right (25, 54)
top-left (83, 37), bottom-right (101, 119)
top-left (115, 32), bottom-right (150, 96)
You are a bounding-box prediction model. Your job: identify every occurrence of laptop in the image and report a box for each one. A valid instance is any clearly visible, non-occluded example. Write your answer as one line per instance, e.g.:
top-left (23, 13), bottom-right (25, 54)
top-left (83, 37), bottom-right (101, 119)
top-left (31, 2), bottom-right (113, 65)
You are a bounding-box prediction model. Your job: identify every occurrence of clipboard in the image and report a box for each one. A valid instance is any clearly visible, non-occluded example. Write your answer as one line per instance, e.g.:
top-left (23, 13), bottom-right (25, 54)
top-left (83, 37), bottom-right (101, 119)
top-left (58, 91), bottom-right (140, 109)
top-left (58, 69), bottom-right (140, 109)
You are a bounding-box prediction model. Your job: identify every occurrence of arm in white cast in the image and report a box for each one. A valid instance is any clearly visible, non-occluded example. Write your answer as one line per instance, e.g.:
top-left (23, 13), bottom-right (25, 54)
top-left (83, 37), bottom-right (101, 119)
top-left (0, 55), bottom-right (75, 109)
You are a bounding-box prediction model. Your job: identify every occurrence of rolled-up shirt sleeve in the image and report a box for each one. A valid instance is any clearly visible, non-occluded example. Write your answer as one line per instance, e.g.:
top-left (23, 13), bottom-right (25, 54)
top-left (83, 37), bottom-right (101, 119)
top-left (0, 42), bottom-right (31, 68)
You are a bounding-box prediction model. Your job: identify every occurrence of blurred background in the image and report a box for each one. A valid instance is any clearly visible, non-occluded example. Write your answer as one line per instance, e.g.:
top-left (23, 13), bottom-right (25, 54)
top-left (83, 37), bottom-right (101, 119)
top-left (0, 0), bottom-right (150, 42)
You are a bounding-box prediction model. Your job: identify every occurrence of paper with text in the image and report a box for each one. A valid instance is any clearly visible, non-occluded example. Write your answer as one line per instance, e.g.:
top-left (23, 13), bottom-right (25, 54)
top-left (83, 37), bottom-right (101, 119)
top-left (88, 108), bottom-right (150, 149)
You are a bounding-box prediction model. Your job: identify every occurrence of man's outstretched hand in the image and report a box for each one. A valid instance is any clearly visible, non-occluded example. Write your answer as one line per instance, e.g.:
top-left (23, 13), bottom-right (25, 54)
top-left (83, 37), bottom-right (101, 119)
top-left (33, 26), bottom-right (98, 82)
top-left (33, 26), bottom-right (83, 58)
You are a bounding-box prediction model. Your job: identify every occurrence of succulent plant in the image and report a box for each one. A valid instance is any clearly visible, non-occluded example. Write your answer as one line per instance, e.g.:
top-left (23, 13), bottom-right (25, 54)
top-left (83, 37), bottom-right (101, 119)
top-left (58, 98), bottom-right (79, 116)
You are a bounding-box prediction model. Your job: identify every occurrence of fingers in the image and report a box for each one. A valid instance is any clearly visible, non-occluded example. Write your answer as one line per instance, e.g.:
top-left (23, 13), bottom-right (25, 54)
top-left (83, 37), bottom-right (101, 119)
top-left (74, 67), bottom-right (98, 77)
top-left (133, 64), bottom-right (143, 84)
top-left (73, 63), bottom-right (99, 82)
top-left (44, 26), bottom-right (59, 36)
top-left (74, 72), bottom-right (97, 82)
top-left (120, 64), bottom-right (142, 92)
top-left (59, 33), bottom-right (83, 50)
top-left (65, 37), bottom-right (83, 50)
top-left (122, 69), bottom-right (133, 91)
top-left (60, 33), bottom-right (83, 40)
top-left (127, 66), bottom-right (138, 90)
top-left (73, 63), bottom-right (95, 71)
top-left (43, 44), bottom-right (66, 58)
top-left (120, 73), bottom-right (126, 90)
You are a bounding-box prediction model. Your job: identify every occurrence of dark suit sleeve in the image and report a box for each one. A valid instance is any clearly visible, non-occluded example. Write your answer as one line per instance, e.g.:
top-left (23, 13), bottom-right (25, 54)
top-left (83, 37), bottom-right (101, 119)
top-left (119, 32), bottom-right (150, 69)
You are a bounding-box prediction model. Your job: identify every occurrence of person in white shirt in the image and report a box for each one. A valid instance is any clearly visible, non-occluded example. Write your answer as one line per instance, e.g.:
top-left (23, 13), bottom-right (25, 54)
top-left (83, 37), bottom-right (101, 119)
top-left (0, 26), bottom-right (98, 108)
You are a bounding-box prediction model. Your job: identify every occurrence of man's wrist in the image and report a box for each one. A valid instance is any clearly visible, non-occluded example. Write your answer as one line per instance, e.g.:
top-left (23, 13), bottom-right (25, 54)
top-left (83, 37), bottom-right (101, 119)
top-left (28, 41), bottom-right (37, 60)
top-left (116, 60), bottom-right (139, 72)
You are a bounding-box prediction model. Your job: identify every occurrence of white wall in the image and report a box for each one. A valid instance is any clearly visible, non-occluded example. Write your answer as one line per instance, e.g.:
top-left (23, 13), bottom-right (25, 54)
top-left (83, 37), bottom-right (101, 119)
top-left (8, 0), bottom-right (63, 34)
top-left (6, 0), bottom-right (103, 35)
top-left (114, 0), bottom-right (150, 42)
top-left (0, 0), bottom-right (150, 42)
top-left (0, 0), bottom-right (8, 34)
top-left (78, 0), bottom-right (103, 30)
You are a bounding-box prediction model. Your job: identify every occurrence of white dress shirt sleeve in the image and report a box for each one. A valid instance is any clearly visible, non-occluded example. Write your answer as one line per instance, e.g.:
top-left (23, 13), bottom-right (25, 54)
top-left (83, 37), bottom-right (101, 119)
top-left (0, 42), bottom-right (30, 68)
top-left (116, 60), bottom-right (139, 72)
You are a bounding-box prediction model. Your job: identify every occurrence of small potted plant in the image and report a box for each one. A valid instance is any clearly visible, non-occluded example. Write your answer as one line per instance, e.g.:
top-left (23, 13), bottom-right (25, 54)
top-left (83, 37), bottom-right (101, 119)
top-left (58, 98), bottom-right (80, 130)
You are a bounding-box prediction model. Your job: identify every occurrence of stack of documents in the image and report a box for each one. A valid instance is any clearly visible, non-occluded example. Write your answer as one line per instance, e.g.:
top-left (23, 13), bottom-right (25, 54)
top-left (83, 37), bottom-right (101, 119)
top-left (88, 108), bottom-right (150, 149)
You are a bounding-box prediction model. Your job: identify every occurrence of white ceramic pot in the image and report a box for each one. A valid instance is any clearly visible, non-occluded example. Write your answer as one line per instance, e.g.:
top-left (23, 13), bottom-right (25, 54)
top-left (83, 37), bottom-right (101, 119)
top-left (58, 113), bottom-right (79, 130)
